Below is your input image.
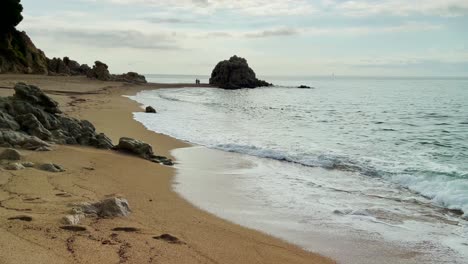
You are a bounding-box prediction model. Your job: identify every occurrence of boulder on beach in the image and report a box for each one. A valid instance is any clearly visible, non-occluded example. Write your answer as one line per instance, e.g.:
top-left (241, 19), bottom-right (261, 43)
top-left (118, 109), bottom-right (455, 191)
top-left (113, 137), bottom-right (174, 165)
top-left (5, 162), bottom-right (25, 171)
top-left (0, 83), bottom-right (114, 150)
top-left (145, 106), bottom-right (156, 113)
top-left (0, 148), bottom-right (22, 160)
top-left (39, 163), bottom-right (65, 172)
top-left (74, 197), bottom-right (131, 218)
top-left (113, 137), bottom-right (155, 159)
top-left (209, 55), bottom-right (271, 89)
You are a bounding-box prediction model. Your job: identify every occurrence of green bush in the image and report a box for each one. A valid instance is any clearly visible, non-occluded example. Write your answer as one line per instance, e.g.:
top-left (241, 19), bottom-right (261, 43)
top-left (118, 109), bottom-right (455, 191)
top-left (0, 0), bottom-right (24, 32)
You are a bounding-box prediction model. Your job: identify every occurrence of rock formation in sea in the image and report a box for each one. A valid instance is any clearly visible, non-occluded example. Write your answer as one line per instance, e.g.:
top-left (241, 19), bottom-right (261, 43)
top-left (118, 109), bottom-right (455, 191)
top-left (209, 55), bottom-right (271, 89)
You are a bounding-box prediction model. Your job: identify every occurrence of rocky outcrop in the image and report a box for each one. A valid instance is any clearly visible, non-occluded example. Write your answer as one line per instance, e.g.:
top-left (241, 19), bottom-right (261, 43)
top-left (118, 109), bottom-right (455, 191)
top-left (0, 28), bottom-right (147, 84)
top-left (0, 83), bottom-right (114, 150)
top-left (209, 55), bottom-right (271, 89)
top-left (298, 85), bottom-right (311, 89)
top-left (0, 30), bottom-right (48, 74)
top-left (47, 56), bottom-right (91, 76)
top-left (113, 137), bottom-right (174, 165)
top-left (86, 61), bottom-right (111, 81)
top-left (113, 72), bottom-right (147, 84)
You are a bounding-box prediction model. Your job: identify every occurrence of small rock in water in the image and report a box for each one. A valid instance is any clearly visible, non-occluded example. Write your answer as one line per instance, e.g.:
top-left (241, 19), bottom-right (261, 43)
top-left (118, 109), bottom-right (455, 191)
top-left (39, 163), bottom-right (65, 172)
top-left (0, 148), bottom-right (22, 161)
top-left (145, 106), bottom-right (157, 113)
top-left (5, 163), bottom-right (25, 171)
top-left (297, 85), bottom-right (311, 89)
top-left (62, 214), bottom-right (85, 225)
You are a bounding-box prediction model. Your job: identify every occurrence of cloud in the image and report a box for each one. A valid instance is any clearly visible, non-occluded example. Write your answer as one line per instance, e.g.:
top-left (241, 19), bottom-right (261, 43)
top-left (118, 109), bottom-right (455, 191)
top-left (202, 22), bottom-right (442, 39)
top-left (84, 0), bottom-right (468, 17)
top-left (26, 28), bottom-right (181, 50)
top-left (84, 0), bottom-right (317, 16)
top-left (329, 0), bottom-right (468, 17)
top-left (244, 28), bottom-right (299, 38)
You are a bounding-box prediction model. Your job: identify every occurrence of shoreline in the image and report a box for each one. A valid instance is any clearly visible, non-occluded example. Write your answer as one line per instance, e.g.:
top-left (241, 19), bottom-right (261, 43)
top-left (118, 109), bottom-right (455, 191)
top-left (0, 75), bottom-right (334, 264)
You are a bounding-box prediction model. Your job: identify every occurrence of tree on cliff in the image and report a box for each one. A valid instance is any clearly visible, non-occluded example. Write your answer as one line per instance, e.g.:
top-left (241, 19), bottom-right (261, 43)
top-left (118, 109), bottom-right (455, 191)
top-left (0, 0), bottom-right (24, 32)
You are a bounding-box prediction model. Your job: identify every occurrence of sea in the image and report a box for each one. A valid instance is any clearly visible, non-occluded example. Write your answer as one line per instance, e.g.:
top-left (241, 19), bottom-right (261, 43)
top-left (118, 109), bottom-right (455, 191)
top-left (130, 74), bottom-right (468, 263)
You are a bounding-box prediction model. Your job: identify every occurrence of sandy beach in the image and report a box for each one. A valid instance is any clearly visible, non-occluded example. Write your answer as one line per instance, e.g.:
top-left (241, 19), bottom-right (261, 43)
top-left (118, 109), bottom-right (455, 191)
top-left (0, 75), bottom-right (335, 264)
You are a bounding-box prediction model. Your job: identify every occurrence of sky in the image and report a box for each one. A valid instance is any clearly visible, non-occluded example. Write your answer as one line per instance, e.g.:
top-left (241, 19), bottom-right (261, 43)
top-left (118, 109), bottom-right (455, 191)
top-left (18, 0), bottom-right (468, 76)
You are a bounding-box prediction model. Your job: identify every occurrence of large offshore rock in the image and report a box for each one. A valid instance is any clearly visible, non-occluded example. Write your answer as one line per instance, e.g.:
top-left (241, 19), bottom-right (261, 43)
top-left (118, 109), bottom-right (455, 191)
top-left (209, 55), bottom-right (271, 89)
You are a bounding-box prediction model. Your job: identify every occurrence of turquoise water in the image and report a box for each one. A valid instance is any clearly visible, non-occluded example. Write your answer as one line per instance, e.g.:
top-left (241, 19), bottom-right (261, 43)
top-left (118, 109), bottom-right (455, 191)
top-left (131, 76), bottom-right (468, 263)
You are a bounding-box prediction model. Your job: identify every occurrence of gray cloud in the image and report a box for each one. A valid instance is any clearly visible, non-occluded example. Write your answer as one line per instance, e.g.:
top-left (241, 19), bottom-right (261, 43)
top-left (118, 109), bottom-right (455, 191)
top-left (27, 28), bottom-right (181, 50)
top-left (145, 17), bottom-right (199, 24)
top-left (244, 28), bottom-right (300, 38)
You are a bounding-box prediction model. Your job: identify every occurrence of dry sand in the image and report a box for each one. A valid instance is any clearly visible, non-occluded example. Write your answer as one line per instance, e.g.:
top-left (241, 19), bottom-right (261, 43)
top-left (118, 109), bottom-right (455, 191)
top-left (0, 75), bottom-right (335, 264)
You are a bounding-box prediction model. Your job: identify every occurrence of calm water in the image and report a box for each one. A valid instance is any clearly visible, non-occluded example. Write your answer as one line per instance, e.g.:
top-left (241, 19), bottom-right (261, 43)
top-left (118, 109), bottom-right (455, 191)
top-left (130, 76), bottom-right (468, 263)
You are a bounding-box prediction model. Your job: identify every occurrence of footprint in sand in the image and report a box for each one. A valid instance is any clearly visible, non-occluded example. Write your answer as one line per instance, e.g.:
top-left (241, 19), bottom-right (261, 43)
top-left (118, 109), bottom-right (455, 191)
top-left (112, 227), bottom-right (140, 232)
top-left (56, 193), bottom-right (73, 197)
top-left (8, 215), bottom-right (33, 222)
top-left (60, 225), bottom-right (87, 232)
top-left (153, 234), bottom-right (185, 245)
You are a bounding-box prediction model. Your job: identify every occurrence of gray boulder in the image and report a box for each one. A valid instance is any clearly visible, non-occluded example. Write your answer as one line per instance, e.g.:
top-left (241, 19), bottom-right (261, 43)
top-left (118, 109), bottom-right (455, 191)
top-left (209, 55), bottom-right (271, 89)
top-left (75, 197), bottom-right (131, 218)
top-left (113, 137), bottom-right (154, 159)
top-left (5, 163), bottom-right (25, 171)
top-left (0, 148), bottom-right (22, 160)
top-left (113, 137), bottom-right (173, 165)
top-left (39, 163), bottom-right (65, 172)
